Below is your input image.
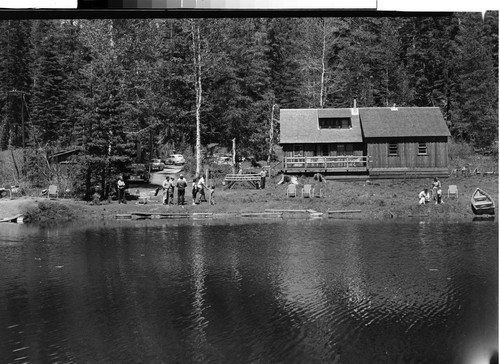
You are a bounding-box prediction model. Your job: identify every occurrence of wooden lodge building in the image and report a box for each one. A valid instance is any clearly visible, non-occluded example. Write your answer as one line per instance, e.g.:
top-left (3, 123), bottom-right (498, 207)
top-left (279, 104), bottom-right (451, 179)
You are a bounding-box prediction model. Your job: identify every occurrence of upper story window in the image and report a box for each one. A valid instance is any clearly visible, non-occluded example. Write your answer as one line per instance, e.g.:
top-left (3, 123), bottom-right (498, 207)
top-left (388, 143), bottom-right (398, 156)
top-left (418, 142), bottom-right (427, 155)
top-left (319, 117), bottom-right (351, 129)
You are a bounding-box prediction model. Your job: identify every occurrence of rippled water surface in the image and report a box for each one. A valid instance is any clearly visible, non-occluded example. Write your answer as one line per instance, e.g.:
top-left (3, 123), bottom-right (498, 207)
top-left (0, 219), bottom-right (497, 364)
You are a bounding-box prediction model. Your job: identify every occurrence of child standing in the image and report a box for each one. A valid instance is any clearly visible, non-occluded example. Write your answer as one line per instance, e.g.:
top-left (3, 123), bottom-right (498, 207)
top-left (208, 186), bottom-right (215, 205)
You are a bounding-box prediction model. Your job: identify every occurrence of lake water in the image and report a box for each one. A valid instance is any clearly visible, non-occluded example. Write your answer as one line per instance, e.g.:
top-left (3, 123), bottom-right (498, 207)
top-left (0, 218), bottom-right (497, 364)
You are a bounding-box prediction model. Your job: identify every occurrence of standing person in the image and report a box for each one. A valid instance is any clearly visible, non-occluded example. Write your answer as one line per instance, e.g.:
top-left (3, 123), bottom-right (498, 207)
top-left (208, 185), bottom-right (215, 205)
top-left (162, 176), bottom-right (170, 205)
top-left (176, 174), bottom-right (188, 205)
top-left (431, 177), bottom-right (441, 201)
top-left (117, 176), bottom-right (126, 204)
top-left (435, 188), bottom-right (443, 204)
top-left (192, 177), bottom-right (199, 205)
top-left (196, 175), bottom-right (206, 203)
top-left (259, 168), bottom-right (267, 189)
top-left (168, 177), bottom-right (175, 205)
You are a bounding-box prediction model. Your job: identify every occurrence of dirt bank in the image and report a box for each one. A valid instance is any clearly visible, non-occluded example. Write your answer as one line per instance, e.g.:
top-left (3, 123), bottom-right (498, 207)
top-left (1, 173), bottom-right (497, 224)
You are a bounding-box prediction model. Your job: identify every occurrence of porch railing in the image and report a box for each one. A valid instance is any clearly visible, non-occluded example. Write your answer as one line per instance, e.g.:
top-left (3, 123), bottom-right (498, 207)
top-left (284, 155), bottom-right (369, 170)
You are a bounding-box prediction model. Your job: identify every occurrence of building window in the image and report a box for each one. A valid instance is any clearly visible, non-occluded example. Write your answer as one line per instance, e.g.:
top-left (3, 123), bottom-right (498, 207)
top-left (319, 118), bottom-right (351, 129)
top-left (388, 143), bottom-right (398, 156)
top-left (418, 142), bottom-right (427, 155)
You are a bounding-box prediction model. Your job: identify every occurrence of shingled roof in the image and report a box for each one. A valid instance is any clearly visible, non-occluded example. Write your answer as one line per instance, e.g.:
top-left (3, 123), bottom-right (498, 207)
top-left (279, 107), bottom-right (450, 143)
top-left (279, 108), bottom-right (363, 144)
top-left (360, 107), bottom-right (450, 138)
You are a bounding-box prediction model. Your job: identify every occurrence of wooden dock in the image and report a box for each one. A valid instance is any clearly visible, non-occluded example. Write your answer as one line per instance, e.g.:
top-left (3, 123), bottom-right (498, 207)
top-left (327, 209), bottom-right (362, 214)
top-left (240, 212), bottom-right (283, 218)
top-left (265, 209), bottom-right (309, 213)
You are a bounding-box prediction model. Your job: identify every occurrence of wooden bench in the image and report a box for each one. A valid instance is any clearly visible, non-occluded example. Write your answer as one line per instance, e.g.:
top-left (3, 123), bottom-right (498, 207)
top-left (224, 174), bottom-right (261, 189)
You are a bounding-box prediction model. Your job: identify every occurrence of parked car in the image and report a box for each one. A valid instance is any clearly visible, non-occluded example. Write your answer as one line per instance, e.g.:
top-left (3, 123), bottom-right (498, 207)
top-left (149, 158), bottom-right (164, 171)
top-left (216, 156), bottom-right (233, 165)
top-left (167, 154), bottom-right (185, 166)
top-left (127, 163), bottom-right (150, 183)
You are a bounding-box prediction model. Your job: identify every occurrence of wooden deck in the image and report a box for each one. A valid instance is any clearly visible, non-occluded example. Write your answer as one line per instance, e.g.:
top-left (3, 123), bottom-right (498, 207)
top-left (283, 156), bottom-right (369, 173)
top-left (224, 174), bottom-right (261, 189)
top-left (282, 156), bottom-right (450, 178)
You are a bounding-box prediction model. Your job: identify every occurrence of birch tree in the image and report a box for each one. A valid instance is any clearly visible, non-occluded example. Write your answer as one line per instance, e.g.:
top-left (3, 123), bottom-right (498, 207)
top-left (191, 19), bottom-right (203, 176)
top-left (297, 18), bottom-right (348, 108)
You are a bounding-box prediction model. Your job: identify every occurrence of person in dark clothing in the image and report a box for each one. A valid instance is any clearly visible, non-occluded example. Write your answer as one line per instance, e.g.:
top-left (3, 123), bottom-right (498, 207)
top-left (259, 169), bottom-right (267, 189)
top-left (176, 174), bottom-right (188, 205)
top-left (117, 176), bottom-right (126, 204)
top-left (192, 177), bottom-right (199, 205)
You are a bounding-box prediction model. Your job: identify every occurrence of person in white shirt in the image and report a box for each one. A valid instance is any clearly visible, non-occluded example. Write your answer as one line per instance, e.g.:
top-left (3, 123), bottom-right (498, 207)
top-left (162, 176), bottom-right (170, 205)
top-left (197, 176), bottom-right (206, 203)
top-left (259, 169), bottom-right (267, 189)
top-left (117, 176), bottom-right (126, 204)
top-left (418, 188), bottom-right (430, 205)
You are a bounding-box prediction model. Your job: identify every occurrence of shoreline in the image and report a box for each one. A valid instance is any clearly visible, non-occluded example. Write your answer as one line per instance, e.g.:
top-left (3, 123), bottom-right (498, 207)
top-left (1, 174), bottom-right (498, 224)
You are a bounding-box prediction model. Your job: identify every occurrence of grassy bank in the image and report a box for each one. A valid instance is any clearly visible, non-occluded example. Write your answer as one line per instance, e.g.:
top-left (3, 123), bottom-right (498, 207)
top-left (4, 171), bottom-right (496, 223)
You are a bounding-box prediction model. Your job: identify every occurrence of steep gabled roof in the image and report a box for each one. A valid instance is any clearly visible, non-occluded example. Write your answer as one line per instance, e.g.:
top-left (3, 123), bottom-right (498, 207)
top-left (360, 107), bottom-right (451, 138)
top-left (279, 108), bottom-right (363, 144)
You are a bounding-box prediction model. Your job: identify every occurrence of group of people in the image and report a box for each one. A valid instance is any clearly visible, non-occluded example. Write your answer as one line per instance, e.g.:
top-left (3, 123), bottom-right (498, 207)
top-left (191, 175), bottom-right (215, 205)
top-left (114, 174), bottom-right (215, 206)
top-left (418, 177), bottom-right (443, 205)
top-left (161, 174), bottom-right (215, 206)
top-left (161, 174), bottom-right (189, 205)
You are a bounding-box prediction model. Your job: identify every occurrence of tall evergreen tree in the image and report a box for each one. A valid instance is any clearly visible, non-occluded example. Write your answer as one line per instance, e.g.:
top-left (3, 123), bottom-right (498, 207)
top-left (449, 12), bottom-right (498, 147)
top-left (0, 20), bottom-right (32, 150)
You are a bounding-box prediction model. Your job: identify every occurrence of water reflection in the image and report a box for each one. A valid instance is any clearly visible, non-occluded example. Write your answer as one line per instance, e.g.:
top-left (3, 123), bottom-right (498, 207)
top-left (0, 219), bottom-right (497, 364)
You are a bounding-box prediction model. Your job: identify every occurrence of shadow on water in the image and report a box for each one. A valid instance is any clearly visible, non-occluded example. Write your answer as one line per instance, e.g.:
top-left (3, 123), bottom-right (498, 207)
top-left (472, 215), bottom-right (496, 222)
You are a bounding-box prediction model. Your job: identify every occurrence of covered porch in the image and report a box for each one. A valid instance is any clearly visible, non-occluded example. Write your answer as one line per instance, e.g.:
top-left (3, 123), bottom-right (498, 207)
top-left (283, 155), bottom-right (370, 173)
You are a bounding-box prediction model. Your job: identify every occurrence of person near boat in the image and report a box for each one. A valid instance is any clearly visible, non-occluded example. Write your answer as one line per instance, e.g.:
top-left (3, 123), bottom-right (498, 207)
top-left (435, 188), bottom-right (443, 204)
top-left (431, 177), bottom-right (441, 201)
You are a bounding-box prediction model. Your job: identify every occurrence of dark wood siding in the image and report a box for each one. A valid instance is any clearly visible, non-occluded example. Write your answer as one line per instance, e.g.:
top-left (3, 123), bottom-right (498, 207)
top-left (367, 137), bottom-right (448, 169)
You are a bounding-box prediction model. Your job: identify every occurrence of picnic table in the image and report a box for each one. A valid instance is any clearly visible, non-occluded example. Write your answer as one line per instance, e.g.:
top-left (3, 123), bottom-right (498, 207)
top-left (224, 174), bottom-right (261, 189)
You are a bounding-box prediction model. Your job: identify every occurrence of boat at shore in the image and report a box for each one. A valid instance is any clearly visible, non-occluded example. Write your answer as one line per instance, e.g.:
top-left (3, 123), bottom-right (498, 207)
top-left (471, 188), bottom-right (495, 215)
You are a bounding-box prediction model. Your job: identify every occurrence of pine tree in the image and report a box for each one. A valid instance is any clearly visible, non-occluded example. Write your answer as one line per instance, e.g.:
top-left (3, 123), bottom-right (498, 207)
top-left (449, 12), bottom-right (498, 147)
top-left (0, 20), bottom-right (32, 150)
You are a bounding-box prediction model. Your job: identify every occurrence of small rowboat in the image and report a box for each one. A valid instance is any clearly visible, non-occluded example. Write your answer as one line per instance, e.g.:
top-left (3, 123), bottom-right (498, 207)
top-left (471, 188), bottom-right (495, 215)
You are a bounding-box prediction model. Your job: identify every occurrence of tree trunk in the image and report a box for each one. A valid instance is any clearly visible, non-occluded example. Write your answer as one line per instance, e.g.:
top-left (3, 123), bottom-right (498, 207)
top-left (192, 20), bottom-right (202, 176)
top-left (319, 20), bottom-right (327, 108)
top-left (267, 104), bottom-right (276, 165)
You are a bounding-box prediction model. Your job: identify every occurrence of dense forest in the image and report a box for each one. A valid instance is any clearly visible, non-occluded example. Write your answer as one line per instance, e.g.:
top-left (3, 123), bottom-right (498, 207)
top-left (0, 14), bottom-right (498, 196)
